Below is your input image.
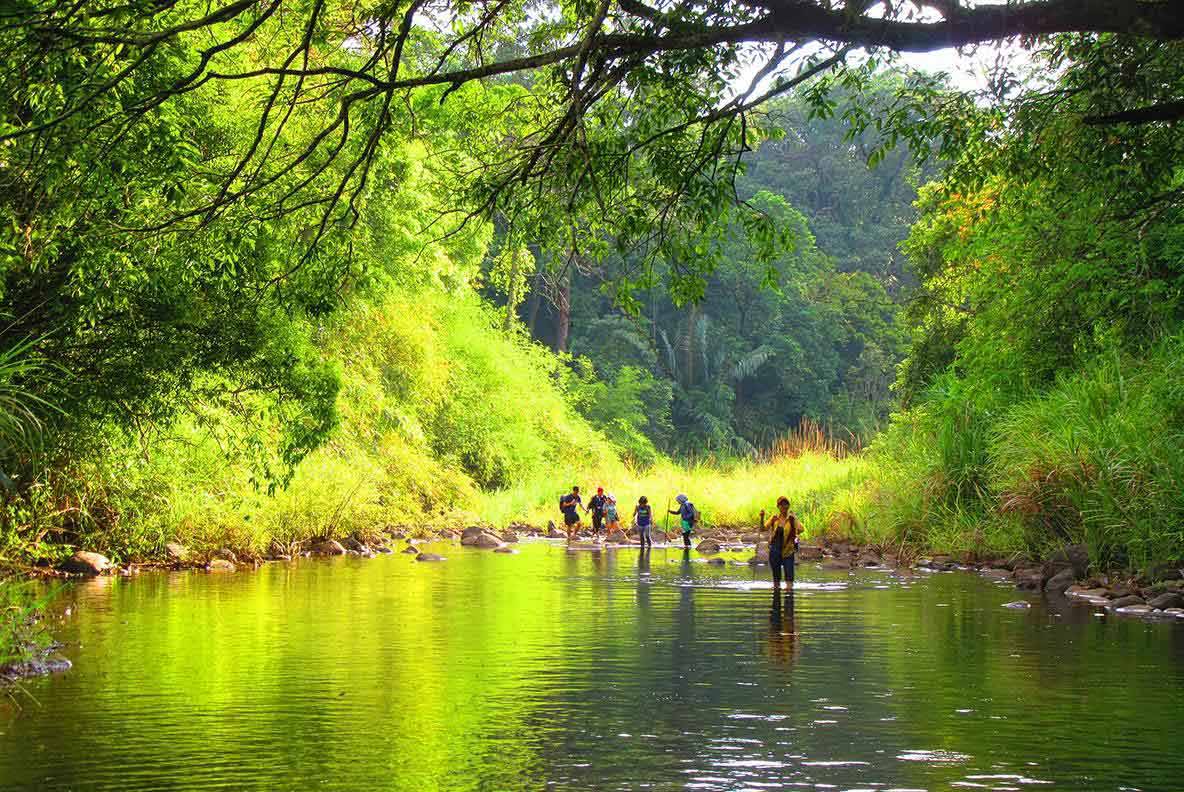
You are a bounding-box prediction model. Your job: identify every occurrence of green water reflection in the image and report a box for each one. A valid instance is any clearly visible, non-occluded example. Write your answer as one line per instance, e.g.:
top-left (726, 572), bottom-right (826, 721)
top-left (2, 543), bottom-right (1183, 791)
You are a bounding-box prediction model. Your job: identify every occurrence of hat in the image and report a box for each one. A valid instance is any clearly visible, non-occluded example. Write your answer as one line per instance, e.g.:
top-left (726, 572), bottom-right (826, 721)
top-left (676, 493), bottom-right (687, 503)
top-left (597, 487), bottom-right (604, 494)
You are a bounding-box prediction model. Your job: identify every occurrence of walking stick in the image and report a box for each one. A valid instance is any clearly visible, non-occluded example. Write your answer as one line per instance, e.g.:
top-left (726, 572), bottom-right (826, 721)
top-left (664, 497), bottom-right (671, 543)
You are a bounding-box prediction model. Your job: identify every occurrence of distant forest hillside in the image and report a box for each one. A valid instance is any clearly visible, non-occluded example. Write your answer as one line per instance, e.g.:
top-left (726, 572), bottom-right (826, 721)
top-left (503, 80), bottom-right (932, 459)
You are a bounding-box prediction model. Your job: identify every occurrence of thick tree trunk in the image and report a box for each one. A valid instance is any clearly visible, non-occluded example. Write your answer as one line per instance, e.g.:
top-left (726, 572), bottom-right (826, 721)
top-left (554, 268), bottom-right (571, 354)
top-left (526, 270), bottom-right (544, 338)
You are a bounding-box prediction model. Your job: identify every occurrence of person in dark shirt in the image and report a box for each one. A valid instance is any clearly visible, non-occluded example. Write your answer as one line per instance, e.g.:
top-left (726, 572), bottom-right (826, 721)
top-left (633, 496), bottom-right (653, 547)
top-left (588, 487), bottom-right (608, 539)
top-left (559, 486), bottom-right (585, 540)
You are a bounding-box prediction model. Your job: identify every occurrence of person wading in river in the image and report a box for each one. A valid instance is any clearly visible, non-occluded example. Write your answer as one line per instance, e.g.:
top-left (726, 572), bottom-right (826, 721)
top-left (762, 496), bottom-right (800, 589)
top-left (559, 486), bottom-right (586, 541)
top-left (588, 487), bottom-right (608, 540)
top-left (604, 493), bottom-right (620, 537)
top-left (633, 496), bottom-right (654, 548)
top-left (669, 493), bottom-right (698, 548)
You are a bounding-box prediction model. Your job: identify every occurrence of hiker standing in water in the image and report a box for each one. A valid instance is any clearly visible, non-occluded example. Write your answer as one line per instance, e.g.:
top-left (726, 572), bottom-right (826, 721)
top-left (559, 486), bottom-right (586, 540)
top-left (762, 496), bottom-right (800, 589)
top-left (633, 496), bottom-right (654, 548)
top-left (588, 487), bottom-right (608, 540)
top-left (669, 493), bottom-right (698, 548)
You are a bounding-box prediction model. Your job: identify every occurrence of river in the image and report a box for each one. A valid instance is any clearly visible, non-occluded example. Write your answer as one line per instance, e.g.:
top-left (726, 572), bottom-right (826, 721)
top-left (3, 541), bottom-right (1183, 791)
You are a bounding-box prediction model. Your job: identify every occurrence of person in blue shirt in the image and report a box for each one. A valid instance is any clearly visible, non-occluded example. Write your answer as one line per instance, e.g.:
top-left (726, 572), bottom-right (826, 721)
top-left (668, 493), bottom-right (697, 548)
top-left (633, 496), bottom-right (654, 548)
top-left (559, 486), bottom-right (586, 540)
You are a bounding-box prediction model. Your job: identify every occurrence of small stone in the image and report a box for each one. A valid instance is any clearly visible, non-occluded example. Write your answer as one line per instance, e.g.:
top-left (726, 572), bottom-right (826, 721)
top-left (1002, 601), bottom-right (1031, 609)
top-left (341, 536), bottom-right (367, 553)
top-left (797, 544), bottom-right (823, 561)
top-left (212, 548), bottom-right (237, 564)
top-left (373, 545), bottom-right (393, 554)
top-left (695, 539), bottom-right (722, 554)
top-left (493, 546), bottom-right (518, 554)
top-left (59, 551), bottom-right (111, 576)
top-left (310, 539), bottom-right (346, 556)
top-left (1044, 567), bottom-right (1076, 594)
top-left (165, 542), bottom-right (188, 562)
top-left (1107, 594), bottom-right (1145, 609)
top-left (706, 557), bottom-right (726, 566)
top-left (415, 552), bottom-right (446, 562)
top-left (1015, 571), bottom-right (1044, 591)
top-left (208, 559), bottom-right (235, 572)
top-left (1147, 592), bottom-right (1184, 610)
top-left (401, 545), bottom-right (419, 554)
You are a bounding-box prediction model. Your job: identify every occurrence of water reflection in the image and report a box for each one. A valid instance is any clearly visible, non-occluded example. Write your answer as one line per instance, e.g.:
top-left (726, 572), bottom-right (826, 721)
top-left (2, 542), bottom-right (1183, 792)
top-left (768, 590), bottom-right (800, 667)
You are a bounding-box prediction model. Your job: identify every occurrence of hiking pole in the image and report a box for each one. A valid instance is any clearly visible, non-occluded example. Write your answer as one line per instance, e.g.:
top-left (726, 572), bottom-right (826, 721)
top-left (664, 497), bottom-right (671, 543)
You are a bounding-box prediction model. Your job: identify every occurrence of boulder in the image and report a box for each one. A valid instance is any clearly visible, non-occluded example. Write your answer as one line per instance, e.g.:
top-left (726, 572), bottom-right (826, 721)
top-left (1107, 594), bottom-right (1145, 609)
top-left (797, 544), bottom-right (823, 561)
top-left (695, 539), bottom-right (722, 554)
top-left (501, 531), bottom-right (519, 543)
top-left (207, 559), bottom-right (236, 572)
top-left (59, 551), bottom-right (111, 576)
top-left (547, 524), bottom-right (566, 539)
top-left (747, 541), bottom-right (770, 565)
top-left (165, 542), bottom-right (188, 563)
top-left (606, 529), bottom-right (630, 543)
top-left (1147, 592), bottom-right (1184, 610)
top-left (1044, 567), bottom-right (1076, 595)
top-left (341, 536), bottom-right (367, 553)
top-left (211, 547), bottom-right (237, 563)
top-left (460, 526), bottom-right (486, 542)
top-left (401, 545), bottom-right (419, 554)
top-left (415, 552), bottom-right (446, 562)
top-left (1048, 543), bottom-right (1090, 578)
top-left (821, 558), bottom-right (851, 571)
top-left (472, 533), bottom-right (502, 549)
top-left (310, 539), bottom-right (346, 556)
top-left (373, 544), bottom-right (393, 554)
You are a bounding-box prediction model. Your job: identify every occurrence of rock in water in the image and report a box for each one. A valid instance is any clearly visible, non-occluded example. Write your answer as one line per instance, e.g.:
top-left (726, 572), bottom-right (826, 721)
top-left (695, 539), bottom-right (721, 554)
top-left (415, 552), bottom-right (446, 562)
top-left (1015, 570), bottom-right (1044, 591)
top-left (606, 529), bottom-right (629, 543)
top-left (1147, 592), bottom-right (1184, 610)
top-left (401, 545), bottom-right (419, 554)
top-left (59, 551), bottom-right (111, 576)
top-left (501, 531), bottom-right (519, 543)
top-left (208, 559), bottom-right (236, 572)
top-left (341, 536), bottom-right (367, 553)
top-left (1044, 567), bottom-right (1076, 594)
top-left (547, 524), bottom-right (566, 539)
top-left (821, 559), bottom-right (851, 571)
top-left (310, 539), bottom-right (346, 556)
top-left (1002, 601), bottom-right (1032, 609)
top-left (748, 541), bottom-right (770, 565)
top-left (493, 546), bottom-right (518, 554)
top-left (165, 542), bottom-right (188, 563)
top-left (460, 526), bottom-right (486, 544)
top-left (1107, 594), bottom-right (1145, 609)
top-left (705, 557), bottom-right (726, 566)
top-left (472, 533), bottom-right (502, 549)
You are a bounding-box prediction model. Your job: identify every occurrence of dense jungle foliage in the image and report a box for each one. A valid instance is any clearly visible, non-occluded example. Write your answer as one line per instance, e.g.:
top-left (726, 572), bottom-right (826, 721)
top-left (0, 0), bottom-right (1182, 579)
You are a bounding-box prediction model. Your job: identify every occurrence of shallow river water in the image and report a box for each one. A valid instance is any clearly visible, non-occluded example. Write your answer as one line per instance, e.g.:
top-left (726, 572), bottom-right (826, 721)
top-left (3, 541), bottom-right (1184, 791)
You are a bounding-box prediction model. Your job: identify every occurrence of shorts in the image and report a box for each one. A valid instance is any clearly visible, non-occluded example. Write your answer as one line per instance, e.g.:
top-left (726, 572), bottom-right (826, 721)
top-left (680, 519), bottom-right (693, 533)
top-left (563, 512), bottom-right (580, 527)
